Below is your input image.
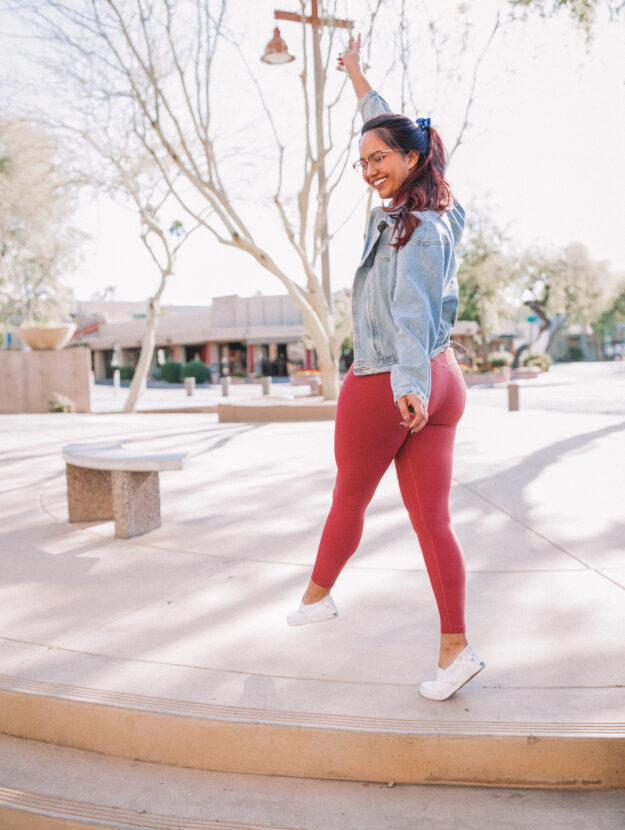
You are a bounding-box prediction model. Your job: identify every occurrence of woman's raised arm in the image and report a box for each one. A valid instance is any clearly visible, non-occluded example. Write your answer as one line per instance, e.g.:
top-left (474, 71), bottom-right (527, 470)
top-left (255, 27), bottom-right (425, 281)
top-left (337, 33), bottom-right (372, 100)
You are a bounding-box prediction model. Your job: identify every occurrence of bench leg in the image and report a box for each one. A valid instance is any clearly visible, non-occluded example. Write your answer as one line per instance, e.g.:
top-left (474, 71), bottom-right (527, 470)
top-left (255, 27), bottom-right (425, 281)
top-left (111, 470), bottom-right (161, 538)
top-left (66, 464), bottom-right (113, 522)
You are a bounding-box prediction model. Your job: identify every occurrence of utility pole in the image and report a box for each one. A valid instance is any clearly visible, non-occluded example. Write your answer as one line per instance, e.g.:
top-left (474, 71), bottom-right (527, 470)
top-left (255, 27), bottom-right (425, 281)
top-left (272, 2), bottom-right (353, 310)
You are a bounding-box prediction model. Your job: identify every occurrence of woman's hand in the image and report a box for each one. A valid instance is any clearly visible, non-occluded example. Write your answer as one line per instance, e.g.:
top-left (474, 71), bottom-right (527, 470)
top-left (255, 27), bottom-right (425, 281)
top-left (337, 33), bottom-right (372, 99)
top-left (337, 32), bottom-right (362, 76)
top-left (397, 394), bottom-right (428, 435)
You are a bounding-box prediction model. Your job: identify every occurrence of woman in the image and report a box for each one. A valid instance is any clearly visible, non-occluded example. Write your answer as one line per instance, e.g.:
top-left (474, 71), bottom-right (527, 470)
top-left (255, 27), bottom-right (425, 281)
top-left (287, 36), bottom-right (485, 701)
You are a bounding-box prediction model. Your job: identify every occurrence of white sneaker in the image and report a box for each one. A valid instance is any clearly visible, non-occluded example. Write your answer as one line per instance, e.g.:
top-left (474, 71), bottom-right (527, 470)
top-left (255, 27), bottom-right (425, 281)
top-left (287, 594), bottom-right (338, 626)
top-left (419, 645), bottom-right (485, 701)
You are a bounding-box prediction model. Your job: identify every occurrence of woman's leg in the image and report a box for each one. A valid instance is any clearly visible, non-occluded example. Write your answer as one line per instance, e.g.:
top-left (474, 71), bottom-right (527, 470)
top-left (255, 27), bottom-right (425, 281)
top-left (394, 352), bottom-right (468, 659)
top-left (306, 368), bottom-right (408, 599)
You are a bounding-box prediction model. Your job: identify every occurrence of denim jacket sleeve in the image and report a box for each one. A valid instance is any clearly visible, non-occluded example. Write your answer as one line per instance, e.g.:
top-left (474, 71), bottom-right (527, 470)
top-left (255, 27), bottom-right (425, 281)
top-left (357, 89), bottom-right (393, 123)
top-left (390, 227), bottom-right (446, 404)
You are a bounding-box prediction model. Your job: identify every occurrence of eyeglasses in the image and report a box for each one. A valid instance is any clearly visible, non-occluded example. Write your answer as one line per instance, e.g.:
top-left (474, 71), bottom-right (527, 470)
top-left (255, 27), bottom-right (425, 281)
top-left (352, 149), bottom-right (398, 174)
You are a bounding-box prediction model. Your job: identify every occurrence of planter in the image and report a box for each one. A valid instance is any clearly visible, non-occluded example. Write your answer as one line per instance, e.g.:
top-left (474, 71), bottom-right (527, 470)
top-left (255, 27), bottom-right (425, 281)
top-left (463, 367), bottom-right (511, 386)
top-left (17, 323), bottom-right (77, 350)
top-left (510, 367), bottom-right (542, 380)
top-left (290, 374), bottom-right (321, 386)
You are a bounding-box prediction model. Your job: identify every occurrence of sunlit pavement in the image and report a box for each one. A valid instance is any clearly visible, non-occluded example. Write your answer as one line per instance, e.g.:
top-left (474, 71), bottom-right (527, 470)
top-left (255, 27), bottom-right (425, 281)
top-left (0, 361), bottom-right (624, 826)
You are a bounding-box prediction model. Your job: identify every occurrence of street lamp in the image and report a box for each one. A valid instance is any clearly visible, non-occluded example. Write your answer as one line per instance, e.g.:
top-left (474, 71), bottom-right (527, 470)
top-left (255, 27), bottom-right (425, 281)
top-left (261, 27), bottom-right (295, 64)
top-left (261, 2), bottom-right (353, 308)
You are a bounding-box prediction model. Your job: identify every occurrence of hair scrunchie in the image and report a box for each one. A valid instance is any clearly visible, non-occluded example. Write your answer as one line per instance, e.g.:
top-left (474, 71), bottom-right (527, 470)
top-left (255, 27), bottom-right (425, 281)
top-left (414, 116), bottom-right (431, 154)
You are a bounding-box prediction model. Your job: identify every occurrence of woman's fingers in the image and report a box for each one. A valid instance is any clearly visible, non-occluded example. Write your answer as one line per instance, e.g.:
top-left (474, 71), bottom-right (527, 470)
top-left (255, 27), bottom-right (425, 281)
top-left (409, 412), bottom-right (428, 434)
top-left (397, 394), bottom-right (428, 433)
top-left (338, 31), bottom-right (362, 70)
top-left (397, 396), bottom-right (412, 425)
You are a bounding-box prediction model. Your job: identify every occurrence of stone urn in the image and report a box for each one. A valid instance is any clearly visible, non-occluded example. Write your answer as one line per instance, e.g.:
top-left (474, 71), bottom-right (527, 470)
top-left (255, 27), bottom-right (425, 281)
top-left (17, 322), bottom-right (77, 350)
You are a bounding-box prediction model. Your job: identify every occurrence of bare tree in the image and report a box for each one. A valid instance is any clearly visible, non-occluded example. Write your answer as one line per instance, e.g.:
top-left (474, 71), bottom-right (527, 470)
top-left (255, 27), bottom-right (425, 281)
top-left (17, 0), bottom-right (383, 398)
top-left (79, 121), bottom-right (200, 412)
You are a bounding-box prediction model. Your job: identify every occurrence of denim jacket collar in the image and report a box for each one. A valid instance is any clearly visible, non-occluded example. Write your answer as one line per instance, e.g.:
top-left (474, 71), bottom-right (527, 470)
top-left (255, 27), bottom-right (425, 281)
top-left (357, 207), bottom-right (398, 268)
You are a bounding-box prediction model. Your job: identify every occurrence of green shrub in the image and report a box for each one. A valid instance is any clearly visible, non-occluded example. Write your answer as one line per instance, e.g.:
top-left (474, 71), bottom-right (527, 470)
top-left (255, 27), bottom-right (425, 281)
top-left (487, 351), bottom-right (512, 368)
top-left (48, 392), bottom-right (76, 413)
top-left (182, 360), bottom-right (210, 384)
top-left (232, 369), bottom-right (247, 378)
top-left (522, 352), bottom-right (552, 372)
top-left (119, 365), bottom-right (134, 380)
top-left (160, 360), bottom-right (183, 383)
top-left (568, 346), bottom-right (584, 362)
top-left (151, 366), bottom-right (162, 381)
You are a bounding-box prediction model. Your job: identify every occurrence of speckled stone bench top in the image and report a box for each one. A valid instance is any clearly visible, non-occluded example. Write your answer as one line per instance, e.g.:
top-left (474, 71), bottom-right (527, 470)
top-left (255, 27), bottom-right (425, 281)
top-left (62, 443), bottom-right (187, 472)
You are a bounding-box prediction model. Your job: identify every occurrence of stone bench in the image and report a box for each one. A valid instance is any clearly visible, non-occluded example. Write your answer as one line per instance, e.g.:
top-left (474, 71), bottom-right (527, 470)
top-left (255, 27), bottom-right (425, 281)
top-left (62, 443), bottom-right (187, 538)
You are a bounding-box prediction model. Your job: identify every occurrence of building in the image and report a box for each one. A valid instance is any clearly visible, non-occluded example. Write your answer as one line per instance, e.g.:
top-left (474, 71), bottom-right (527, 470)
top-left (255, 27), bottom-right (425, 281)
top-left (71, 294), bottom-right (314, 381)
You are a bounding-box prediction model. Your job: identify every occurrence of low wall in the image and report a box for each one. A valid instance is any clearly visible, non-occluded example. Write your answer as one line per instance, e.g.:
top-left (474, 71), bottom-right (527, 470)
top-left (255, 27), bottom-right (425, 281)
top-left (0, 348), bottom-right (92, 413)
top-left (218, 399), bottom-right (336, 423)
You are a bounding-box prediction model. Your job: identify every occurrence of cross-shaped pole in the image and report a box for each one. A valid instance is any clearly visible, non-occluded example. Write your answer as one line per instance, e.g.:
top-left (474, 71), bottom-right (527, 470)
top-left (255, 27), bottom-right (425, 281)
top-left (273, 2), bottom-right (354, 309)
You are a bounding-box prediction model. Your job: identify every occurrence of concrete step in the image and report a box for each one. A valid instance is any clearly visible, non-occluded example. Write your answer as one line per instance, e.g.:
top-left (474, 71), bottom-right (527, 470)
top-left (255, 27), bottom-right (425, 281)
top-left (1, 669), bottom-right (623, 790)
top-left (1, 735), bottom-right (624, 830)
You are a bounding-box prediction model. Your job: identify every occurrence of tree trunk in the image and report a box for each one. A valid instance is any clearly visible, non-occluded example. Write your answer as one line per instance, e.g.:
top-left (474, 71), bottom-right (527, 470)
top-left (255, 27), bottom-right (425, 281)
top-left (123, 300), bottom-right (159, 413)
top-left (318, 360), bottom-right (340, 401)
top-left (123, 267), bottom-right (171, 413)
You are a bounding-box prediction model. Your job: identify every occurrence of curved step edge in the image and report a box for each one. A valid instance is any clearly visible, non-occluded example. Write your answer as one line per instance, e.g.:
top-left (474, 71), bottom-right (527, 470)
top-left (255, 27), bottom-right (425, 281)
top-left (0, 675), bottom-right (623, 789)
top-left (0, 786), bottom-right (301, 830)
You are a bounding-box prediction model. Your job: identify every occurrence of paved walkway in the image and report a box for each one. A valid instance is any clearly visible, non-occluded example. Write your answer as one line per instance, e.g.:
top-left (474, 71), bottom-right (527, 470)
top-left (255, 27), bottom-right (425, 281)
top-left (91, 378), bottom-right (311, 412)
top-left (0, 363), bottom-right (624, 822)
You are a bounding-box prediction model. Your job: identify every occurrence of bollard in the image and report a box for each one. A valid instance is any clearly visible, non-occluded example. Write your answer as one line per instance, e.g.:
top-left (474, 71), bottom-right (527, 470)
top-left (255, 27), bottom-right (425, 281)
top-left (262, 376), bottom-right (272, 396)
top-left (113, 368), bottom-right (120, 394)
top-left (310, 377), bottom-right (321, 395)
top-left (184, 377), bottom-right (196, 397)
top-left (221, 376), bottom-right (231, 397)
top-left (508, 382), bottom-right (519, 411)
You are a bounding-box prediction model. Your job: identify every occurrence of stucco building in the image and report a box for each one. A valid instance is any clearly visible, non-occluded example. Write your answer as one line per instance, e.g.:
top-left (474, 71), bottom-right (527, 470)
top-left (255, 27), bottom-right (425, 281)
top-left (71, 294), bottom-right (315, 381)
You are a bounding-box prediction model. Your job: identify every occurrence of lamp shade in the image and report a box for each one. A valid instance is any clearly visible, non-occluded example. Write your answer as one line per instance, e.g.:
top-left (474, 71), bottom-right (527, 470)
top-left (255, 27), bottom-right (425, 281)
top-left (261, 27), bottom-right (295, 64)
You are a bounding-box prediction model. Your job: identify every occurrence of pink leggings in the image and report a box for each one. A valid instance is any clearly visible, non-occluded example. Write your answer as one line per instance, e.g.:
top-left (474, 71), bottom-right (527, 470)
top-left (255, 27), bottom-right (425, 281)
top-left (311, 348), bottom-right (467, 633)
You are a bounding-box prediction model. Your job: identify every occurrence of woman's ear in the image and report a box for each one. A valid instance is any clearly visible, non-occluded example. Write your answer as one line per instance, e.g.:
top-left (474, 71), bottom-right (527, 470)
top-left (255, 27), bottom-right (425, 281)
top-left (407, 151), bottom-right (420, 170)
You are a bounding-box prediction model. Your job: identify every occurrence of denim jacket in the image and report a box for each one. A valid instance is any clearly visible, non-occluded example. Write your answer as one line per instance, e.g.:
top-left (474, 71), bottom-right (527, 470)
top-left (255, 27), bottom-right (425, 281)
top-left (352, 90), bottom-right (465, 403)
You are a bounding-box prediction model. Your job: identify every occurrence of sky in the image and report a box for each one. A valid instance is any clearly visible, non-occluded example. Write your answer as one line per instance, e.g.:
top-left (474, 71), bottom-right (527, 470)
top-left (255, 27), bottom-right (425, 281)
top-left (1, 0), bottom-right (624, 306)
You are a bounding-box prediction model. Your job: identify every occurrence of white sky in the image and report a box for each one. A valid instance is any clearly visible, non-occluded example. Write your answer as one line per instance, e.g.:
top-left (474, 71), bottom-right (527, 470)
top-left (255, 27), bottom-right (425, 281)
top-left (1, 0), bottom-right (624, 304)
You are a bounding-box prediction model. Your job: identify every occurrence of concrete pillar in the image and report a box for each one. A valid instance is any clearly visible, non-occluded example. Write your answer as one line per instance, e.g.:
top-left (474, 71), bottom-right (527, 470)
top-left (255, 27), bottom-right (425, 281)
top-left (221, 376), bottom-right (231, 397)
top-left (262, 376), bottom-right (272, 396)
top-left (508, 383), bottom-right (519, 411)
top-left (66, 464), bottom-right (113, 521)
top-left (113, 369), bottom-right (121, 394)
top-left (93, 350), bottom-right (107, 381)
top-left (111, 470), bottom-right (161, 538)
top-left (184, 377), bottom-right (196, 396)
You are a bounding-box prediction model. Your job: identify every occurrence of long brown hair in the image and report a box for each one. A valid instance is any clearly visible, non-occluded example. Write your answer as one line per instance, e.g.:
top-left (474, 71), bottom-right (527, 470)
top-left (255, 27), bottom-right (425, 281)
top-left (361, 114), bottom-right (454, 248)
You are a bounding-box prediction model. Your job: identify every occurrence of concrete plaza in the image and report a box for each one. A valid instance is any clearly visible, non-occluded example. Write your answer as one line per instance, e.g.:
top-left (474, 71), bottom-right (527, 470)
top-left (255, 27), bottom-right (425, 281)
top-left (0, 361), bottom-right (623, 827)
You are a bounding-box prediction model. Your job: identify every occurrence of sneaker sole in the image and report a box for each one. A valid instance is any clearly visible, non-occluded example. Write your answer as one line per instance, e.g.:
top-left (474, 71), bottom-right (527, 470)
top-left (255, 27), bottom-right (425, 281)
top-left (419, 662), bottom-right (486, 701)
top-left (286, 611), bottom-right (338, 627)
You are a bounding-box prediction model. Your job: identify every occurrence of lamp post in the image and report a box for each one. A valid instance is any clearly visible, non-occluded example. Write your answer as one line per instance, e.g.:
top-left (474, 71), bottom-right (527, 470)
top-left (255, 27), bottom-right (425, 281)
top-left (261, 2), bottom-right (353, 309)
